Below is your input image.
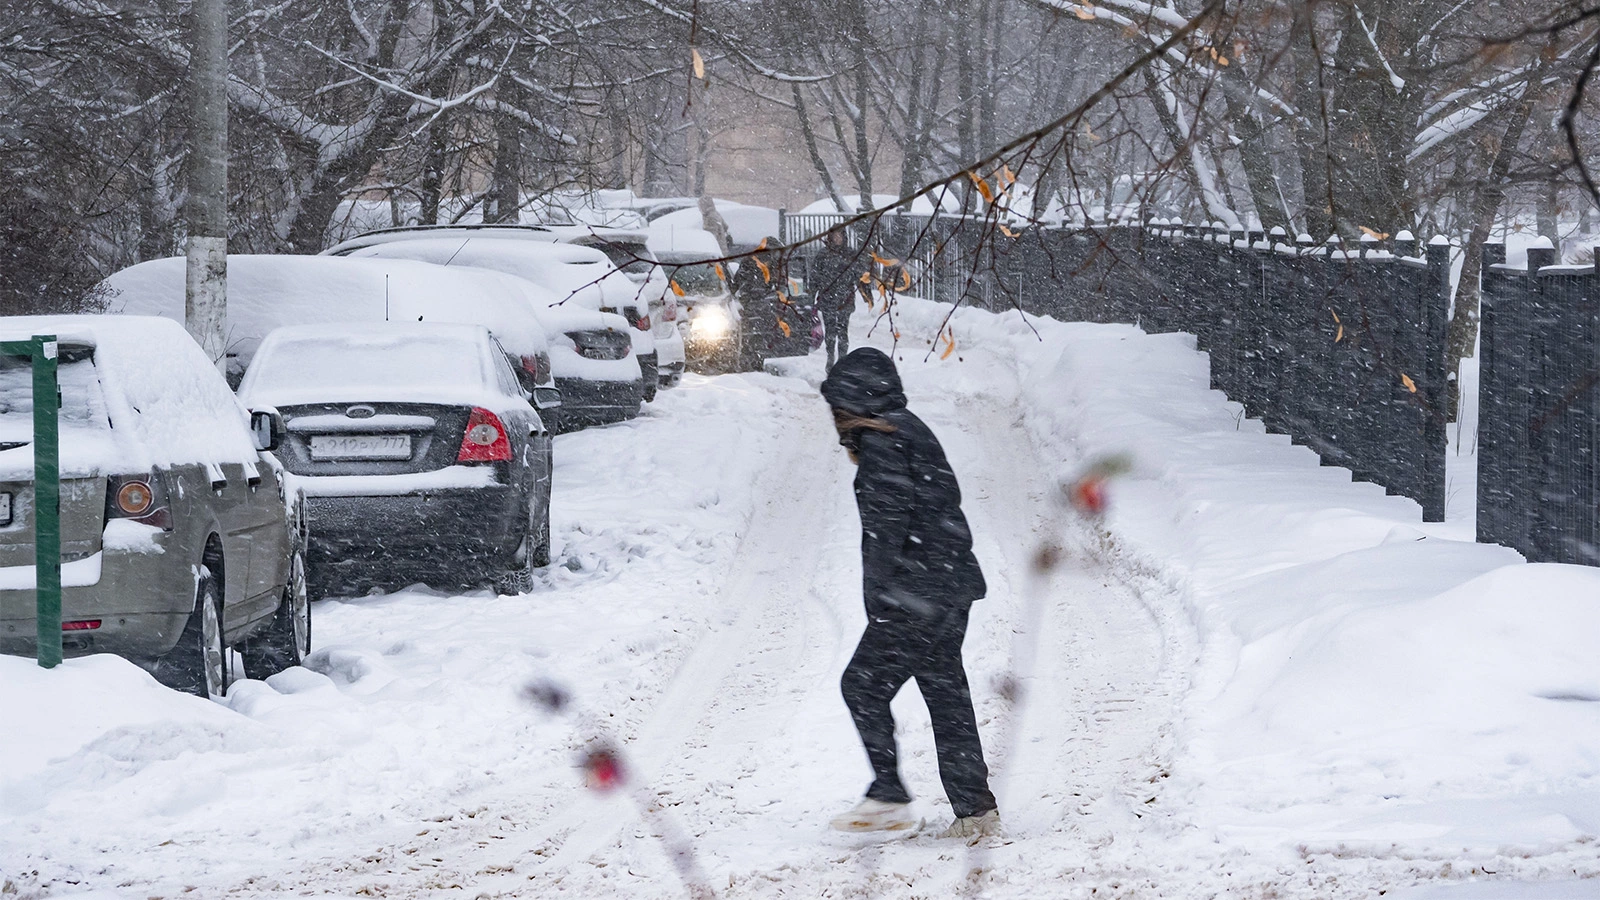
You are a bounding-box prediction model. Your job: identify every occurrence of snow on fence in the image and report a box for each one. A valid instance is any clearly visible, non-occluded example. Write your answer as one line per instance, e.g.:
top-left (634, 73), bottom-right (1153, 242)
top-left (994, 223), bottom-right (1453, 523)
top-left (1479, 242), bottom-right (1600, 566)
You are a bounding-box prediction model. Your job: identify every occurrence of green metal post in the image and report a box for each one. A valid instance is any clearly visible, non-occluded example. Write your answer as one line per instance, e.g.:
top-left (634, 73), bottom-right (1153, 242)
top-left (33, 336), bottom-right (61, 668)
top-left (3, 335), bottom-right (62, 667)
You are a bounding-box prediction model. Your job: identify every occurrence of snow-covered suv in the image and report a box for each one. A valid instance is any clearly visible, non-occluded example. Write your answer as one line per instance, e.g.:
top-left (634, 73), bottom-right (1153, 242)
top-left (0, 316), bottom-right (307, 699)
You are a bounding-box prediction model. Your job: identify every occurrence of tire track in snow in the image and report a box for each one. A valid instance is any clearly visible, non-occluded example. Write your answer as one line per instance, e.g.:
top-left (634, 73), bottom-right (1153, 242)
top-left (517, 388), bottom-right (853, 881)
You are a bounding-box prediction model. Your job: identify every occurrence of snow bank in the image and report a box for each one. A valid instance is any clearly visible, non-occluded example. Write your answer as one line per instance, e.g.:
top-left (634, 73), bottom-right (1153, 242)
top-left (884, 296), bottom-right (1600, 855)
top-left (0, 654), bottom-right (266, 813)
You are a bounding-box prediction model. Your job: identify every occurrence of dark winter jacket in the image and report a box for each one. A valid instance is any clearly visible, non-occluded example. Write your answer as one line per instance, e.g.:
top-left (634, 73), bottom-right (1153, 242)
top-left (809, 242), bottom-right (867, 314)
top-left (821, 348), bottom-right (987, 621)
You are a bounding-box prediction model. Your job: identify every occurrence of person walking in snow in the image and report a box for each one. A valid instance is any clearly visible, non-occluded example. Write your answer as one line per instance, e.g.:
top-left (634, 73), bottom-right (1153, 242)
top-left (820, 347), bottom-right (1000, 839)
top-left (809, 229), bottom-right (869, 370)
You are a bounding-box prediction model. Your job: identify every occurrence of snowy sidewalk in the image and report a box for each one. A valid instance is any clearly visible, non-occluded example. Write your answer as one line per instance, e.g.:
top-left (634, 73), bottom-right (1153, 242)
top-left (4, 298), bottom-right (1599, 899)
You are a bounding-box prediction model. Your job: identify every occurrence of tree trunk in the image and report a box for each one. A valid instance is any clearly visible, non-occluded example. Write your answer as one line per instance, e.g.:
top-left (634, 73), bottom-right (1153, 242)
top-left (793, 83), bottom-right (849, 215)
top-left (1290, 6), bottom-right (1331, 237)
top-left (1221, 89), bottom-right (1291, 231)
top-left (1445, 87), bottom-right (1537, 417)
top-left (486, 96), bottom-right (522, 224)
top-left (185, 0), bottom-right (227, 371)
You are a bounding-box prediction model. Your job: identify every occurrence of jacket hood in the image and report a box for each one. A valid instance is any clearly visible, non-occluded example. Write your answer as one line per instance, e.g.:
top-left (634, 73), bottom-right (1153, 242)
top-left (821, 347), bottom-right (907, 416)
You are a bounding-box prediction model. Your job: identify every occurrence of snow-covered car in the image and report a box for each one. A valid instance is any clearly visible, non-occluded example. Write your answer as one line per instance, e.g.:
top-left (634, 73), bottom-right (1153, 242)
top-left (342, 237), bottom-right (665, 402)
top-left (100, 255), bottom-right (561, 417)
top-left (238, 323), bottom-right (553, 595)
top-left (0, 315), bottom-right (308, 698)
top-left (648, 227), bottom-right (737, 374)
top-left (326, 225), bottom-right (684, 392)
top-left (544, 227), bottom-right (686, 388)
top-left (651, 201), bottom-right (781, 254)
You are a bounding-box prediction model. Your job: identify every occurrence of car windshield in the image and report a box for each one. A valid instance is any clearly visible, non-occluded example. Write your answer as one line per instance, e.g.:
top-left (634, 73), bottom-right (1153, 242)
top-left (668, 263), bottom-right (724, 295)
top-left (247, 334), bottom-right (488, 397)
top-left (586, 241), bottom-right (655, 276)
top-left (0, 348), bottom-right (110, 446)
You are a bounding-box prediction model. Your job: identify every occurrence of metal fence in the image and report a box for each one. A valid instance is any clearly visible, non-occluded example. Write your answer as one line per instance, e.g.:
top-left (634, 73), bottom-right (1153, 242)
top-left (995, 224), bottom-right (1453, 521)
top-left (779, 210), bottom-right (968, 304)
top-left (1478, 243), bottom-right (1600, 565)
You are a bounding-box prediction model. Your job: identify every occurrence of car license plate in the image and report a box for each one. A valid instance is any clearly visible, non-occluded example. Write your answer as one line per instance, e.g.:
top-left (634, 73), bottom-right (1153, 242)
top-left (309, 434), bottom-right (411, 460)
top-left (0, 492), bottom-right (10, 527)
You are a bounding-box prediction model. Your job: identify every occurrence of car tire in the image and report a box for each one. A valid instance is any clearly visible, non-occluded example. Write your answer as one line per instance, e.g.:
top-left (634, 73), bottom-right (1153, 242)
top-left (241, 547), bottom-right (311, 680)
top-left (531, 465), bottom-right (552, 568)
top-left (152, 567), bottom-right (229, 698)
top-left (494, 497), bottom-right (539, 595)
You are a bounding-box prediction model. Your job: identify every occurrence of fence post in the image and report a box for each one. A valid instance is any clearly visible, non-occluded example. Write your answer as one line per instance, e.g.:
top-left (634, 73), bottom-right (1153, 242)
top-left (1522, 244), bottom-right (1560, 558)
top-left (1477, 241), bottom-right (1512, 547)
top-left (1420, 239), bottom-right (1451, 521)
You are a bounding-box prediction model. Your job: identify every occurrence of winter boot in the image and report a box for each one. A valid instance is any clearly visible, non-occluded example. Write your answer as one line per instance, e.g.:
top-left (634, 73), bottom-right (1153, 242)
top-left (830, 798), bottom-right (919, 832)
top-left (937, 809), bottom-right (1001, 841)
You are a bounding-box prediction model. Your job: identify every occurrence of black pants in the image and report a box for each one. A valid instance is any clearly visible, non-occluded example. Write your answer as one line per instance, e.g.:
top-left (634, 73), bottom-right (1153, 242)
top-left (840, 606), bottom-right (997, 819)
top-left (823, 311), bottom-right (849, 369)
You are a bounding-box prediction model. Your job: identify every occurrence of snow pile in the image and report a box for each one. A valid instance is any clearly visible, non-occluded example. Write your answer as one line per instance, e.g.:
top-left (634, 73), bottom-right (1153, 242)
top-left (883, 296), bottom-right (1600, 854)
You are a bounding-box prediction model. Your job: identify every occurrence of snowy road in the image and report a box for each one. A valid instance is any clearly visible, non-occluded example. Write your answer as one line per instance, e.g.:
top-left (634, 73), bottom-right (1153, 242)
top-left (7, 307), bottom-right (1598, 899)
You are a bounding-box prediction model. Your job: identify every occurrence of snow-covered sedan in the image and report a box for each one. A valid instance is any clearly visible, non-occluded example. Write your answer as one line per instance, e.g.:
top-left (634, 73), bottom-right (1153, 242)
top-left (0, 316), bottom-right (308, 699)
top-left (238, 323), bottom-right (553, 596)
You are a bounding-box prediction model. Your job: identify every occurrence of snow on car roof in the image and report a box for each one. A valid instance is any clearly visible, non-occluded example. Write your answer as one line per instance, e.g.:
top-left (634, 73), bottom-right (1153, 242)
top-left (647, 225), bottom-right (722, 258)
top-left (100, 254), bottom-right (550, 365)
top-left (320, 224), bottom-right (559, 257)
top-left (238, 322), bottom-right (513, 409)
top-left (346, 238), bottom-right (644, 312)
top-left (651, 202), bottom-right (780, 250)
top-left (0, 315), bottom-right (259, 477)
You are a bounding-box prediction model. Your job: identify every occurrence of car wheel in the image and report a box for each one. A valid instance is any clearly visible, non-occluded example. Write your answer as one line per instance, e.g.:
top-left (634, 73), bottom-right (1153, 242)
top-left (494, 497), bottom-right (538, 595)
top-left (531, 490), bottom-right (552, 568)
top-left (241, 547), bottom-right (311, 679)
top-left (152, 567), bottom-right (229, 698)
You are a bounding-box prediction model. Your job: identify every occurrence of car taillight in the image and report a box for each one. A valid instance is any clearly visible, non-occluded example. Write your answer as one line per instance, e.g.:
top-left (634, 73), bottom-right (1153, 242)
top-left (62, 620), bottom-right (101, 631)
top-left (106, 474), bottom-right (172, 531)
top-left (634, 314), bottom-right (650, 331)
top-left (662, 299), bottom-right (678, 322)
top-left (521, 354), bottom-right (544, 383)
top-left (458, 407), bottom-right (513, 463)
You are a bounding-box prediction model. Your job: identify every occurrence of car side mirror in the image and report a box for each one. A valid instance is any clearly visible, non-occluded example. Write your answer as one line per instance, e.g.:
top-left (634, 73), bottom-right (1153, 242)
top-left (250, 408), bottom-right (284, 452)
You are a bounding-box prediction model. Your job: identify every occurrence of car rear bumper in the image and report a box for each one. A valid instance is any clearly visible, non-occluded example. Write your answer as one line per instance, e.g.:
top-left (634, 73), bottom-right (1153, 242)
top-left (305, 485), bottom-right (525, 589)
top-left (0, 536), bottom-right (196, 660)
top-left (554, 376), bottom-right (643, 426)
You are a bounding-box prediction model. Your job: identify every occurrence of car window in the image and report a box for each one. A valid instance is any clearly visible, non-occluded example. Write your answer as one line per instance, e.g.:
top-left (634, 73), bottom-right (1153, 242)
top-left (583, 240), bottom-right (655, 277)
top-left (668, 263), bottom-right (724, 295)
top-left (0, 348), bottom-right (110, 447)
top-left (247, 333), bottom-right (489, 396)
top-left (488, 338), bottom-right (525, 397)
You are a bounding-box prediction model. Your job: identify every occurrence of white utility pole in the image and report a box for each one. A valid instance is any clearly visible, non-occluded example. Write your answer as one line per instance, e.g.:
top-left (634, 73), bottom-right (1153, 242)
top-left (185, 0), bottom-right (228, 371)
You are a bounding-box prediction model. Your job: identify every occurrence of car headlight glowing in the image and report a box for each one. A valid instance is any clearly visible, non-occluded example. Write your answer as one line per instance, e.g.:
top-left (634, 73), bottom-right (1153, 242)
top-left (690, 305), bottom-right (733, 341)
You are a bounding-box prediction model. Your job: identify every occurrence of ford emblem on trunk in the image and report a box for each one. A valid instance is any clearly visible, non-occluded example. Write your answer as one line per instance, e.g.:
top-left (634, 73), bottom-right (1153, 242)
top-left (346, 405), bottom-right (376, 419)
